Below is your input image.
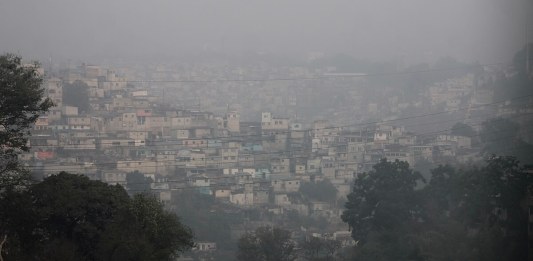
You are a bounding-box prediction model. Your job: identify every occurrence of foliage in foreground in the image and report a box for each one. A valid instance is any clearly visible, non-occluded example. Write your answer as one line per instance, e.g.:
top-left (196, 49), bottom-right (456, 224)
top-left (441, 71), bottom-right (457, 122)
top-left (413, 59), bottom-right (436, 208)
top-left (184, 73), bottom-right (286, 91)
top-left (0, 53), bottom-right (53, 189)
top-left (237, 226), bottom-right (296, 261)
top-left (0, 172), bottom-right (194, 261)
top-left (342, 156), bottom-right (531, 261)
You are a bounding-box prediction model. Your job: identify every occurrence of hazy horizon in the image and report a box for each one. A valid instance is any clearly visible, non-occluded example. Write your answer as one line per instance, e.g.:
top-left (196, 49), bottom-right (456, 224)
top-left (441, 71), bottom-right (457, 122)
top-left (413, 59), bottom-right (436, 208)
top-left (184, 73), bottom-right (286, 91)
top-left (1, 0), bottom-right (532, 65)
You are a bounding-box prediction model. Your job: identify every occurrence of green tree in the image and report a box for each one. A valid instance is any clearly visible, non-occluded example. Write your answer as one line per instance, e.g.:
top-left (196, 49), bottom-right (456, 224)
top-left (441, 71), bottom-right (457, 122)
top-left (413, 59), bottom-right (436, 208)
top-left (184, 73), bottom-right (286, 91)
top-left (0, 54), bottom-right (53, 260)
top-left (417, 165), bottom-right (475, 261)
top-left (299, 179), bottom-right (338, 204)
top-left (30, 173), bottom-right (131, 260)
top-left (480, 118), bottom-right (533, 164)
top-left (1, 172), bottom-right (129, 260)
top-left (450, 122), bottom-right (475, 137)
top-left (460, 156), bottom-right (529, 260)
top-left (513, 42), bottom-right (533, 74)
top-left (0, 54), bottom-right (53, 189)
top-left (0, 186), bottom-right (39, 260)
top-left (480, 118), bottom-right (519, 150)
top-left (492, 44), bottom-right (533, 104)
top-left (237, 226), bottom-right (296, 261)
top-left (341, 159), bottom-right (424, 260)
top-left (96, 194), bottom-right (194, 261)
top-left (342, 159), bottom-right (424, 242)
top-left (420, 156), bottom-right (530, 260)
top-left (1, 172), bottom-right (193, 260)
top-left (300, 236), bottom-right (341, 261)
top-left (126, 170), bottom-right (153, 195)
top-left (423, 164), bottom-right (467, 213)
top-left (300, 236), bottom-right (324, 260)
top-left (170, 190), bottom-right (237, 259)
top-left (63, 80), bottom-right (90, 113)
top-left (342, 156), bottom-right (530, 261)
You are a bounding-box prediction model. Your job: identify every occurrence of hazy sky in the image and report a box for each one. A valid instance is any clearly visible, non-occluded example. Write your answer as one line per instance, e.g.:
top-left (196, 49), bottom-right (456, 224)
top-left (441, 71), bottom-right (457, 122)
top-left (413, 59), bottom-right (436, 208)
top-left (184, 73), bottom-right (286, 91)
top-left (1, 0), bottom-right (531, 64)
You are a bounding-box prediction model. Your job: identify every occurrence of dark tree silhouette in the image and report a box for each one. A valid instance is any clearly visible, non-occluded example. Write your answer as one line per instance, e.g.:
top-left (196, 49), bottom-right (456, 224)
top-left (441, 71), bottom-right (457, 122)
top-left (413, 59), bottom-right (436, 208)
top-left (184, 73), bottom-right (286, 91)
top-left (0, 172), bottom-right (193, 260)
top-left (63, 80), bottom-right (90, 113)
top-left (237, 226), bottom-right (296, 261)
top-left (0, 54), bottom-right (53, 188)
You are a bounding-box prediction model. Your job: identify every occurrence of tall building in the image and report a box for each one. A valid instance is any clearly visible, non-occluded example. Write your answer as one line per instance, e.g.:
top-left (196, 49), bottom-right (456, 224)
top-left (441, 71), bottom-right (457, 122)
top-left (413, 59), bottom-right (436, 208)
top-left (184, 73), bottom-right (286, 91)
top-left (226, 111), bottom-right (240, 133)
top-left (45, 78), bottom-right (63, 108)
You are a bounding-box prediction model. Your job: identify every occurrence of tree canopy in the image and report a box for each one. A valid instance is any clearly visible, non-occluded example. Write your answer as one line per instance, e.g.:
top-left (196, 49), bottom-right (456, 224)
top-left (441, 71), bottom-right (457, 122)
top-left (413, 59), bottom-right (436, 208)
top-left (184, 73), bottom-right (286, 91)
top-left (420, 156), bottom-right (530, 261)
top-left (342, 156), bottom-right (531, 261)
top-left (0, 172), bottom-right (193, 260)
top-left (342, 159), bottom-right (424, 243)
top-left (513, 42), bottom-right (533, 74)
top-left (480, 118), bottom-right (533, 164)
top-left (490, 43), bottom-right (533, 105)
top-left (450, 122), bottom-right (475, 137)
top-left (299, 236), bottom-right (341, 261)
top-left (171, 190), bottom-right (238, 259)
top-left (237, 226), bottom-right (296, 261)
top-left (126, 170), bottom-right (153, 195)
top-left (0, 54), bottom-right (53, 188)
top-left (63, 80), bottom-right (91, 113)
top-left (299, 179), bottom-right (338, 204)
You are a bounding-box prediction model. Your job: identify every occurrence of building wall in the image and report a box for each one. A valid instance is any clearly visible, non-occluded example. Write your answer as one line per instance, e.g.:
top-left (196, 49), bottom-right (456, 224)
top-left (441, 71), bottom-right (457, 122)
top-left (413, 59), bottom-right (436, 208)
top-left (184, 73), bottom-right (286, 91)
top-left (116, 160), bottom-right (157, 174)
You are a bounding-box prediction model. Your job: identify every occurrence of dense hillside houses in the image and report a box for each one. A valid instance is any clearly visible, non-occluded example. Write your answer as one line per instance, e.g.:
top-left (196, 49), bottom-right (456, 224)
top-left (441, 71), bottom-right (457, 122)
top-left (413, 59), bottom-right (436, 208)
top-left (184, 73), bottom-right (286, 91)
top-left (21, 61), bottom-right (532, 259)
top-left (25, 62), bottom-right (514, 193)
